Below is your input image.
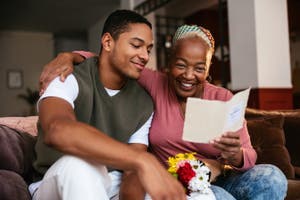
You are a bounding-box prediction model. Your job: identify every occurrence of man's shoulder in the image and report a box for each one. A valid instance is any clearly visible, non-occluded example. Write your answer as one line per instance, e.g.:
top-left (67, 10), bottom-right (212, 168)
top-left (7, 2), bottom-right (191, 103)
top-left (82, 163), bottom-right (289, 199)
top-left (124, 79), bottom-right (153, 107)
top-left (74, 57), bottom-right (98, 73)
top-left (73, 57), bottom-right (99, 86)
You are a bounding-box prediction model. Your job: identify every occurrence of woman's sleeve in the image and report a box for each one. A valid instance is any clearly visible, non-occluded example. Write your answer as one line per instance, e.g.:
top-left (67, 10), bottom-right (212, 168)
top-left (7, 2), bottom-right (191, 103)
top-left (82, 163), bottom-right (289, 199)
top-left (234, 121), bottom-right (257, 171)
top-left (138, 68), bottom-right (158, 94)
top-left (72, 50), bottom-right (96, 59)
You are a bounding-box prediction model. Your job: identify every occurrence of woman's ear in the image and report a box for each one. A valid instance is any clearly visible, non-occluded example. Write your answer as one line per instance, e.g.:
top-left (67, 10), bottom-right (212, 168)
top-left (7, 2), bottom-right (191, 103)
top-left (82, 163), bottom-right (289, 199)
top-left (163, 67), bottom-right (170, 74)
top-left (206, 75), bottom-right (212, 83)
top-left (101, 33), bottom-right (113, 51)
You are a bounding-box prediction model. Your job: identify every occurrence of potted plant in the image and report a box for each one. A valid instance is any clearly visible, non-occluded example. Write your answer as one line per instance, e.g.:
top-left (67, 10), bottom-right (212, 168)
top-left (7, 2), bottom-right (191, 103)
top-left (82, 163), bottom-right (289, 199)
top-left (18, 88), bottom-right (39, 116)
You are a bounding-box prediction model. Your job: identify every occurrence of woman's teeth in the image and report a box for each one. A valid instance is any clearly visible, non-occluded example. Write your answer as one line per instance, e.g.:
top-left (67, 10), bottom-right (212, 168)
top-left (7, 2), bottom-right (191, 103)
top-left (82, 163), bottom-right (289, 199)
top-left (181, 83), bottom-right (192, 87)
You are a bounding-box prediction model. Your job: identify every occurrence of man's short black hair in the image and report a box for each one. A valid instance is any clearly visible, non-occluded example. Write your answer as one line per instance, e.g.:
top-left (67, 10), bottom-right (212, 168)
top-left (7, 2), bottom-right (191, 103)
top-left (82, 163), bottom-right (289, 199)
top-left (101, 9), bottom-right (152, 40)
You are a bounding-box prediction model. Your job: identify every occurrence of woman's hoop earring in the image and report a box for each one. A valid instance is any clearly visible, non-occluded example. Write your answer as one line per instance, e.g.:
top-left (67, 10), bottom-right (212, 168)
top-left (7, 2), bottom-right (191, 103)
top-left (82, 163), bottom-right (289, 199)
top-left (206, 75), bottom-right (212, 83)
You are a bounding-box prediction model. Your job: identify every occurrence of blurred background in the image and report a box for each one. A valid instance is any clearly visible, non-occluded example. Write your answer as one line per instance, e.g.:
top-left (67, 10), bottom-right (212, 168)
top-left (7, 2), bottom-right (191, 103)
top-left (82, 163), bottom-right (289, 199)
top-left (0, 0), bottom-right (299, 116)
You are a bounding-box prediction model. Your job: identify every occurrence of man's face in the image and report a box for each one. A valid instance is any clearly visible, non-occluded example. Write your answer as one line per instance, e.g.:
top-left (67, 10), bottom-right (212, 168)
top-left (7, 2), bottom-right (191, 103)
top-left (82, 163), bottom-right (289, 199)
top-left (109, 23), bottom-right (153, 80)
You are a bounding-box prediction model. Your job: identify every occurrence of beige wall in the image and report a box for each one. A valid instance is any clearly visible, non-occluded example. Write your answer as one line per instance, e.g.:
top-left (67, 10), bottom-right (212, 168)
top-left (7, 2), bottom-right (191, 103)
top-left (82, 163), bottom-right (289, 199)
top-left (0, 31), bottom-right (54, 116)
top-left (228, 0), bottom-right (292, 90)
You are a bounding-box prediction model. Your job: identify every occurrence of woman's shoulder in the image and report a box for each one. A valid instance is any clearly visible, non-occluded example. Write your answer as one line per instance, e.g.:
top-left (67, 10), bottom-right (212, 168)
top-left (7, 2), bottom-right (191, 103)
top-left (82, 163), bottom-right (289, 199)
top-left (204, 82), bottom-right (233, 101)
top-left (142, 68), bottom-right (165, 78)
top-left (139, 68), bottom-right (169, 97)
top-left (140, 68), bottom-right (167, 84)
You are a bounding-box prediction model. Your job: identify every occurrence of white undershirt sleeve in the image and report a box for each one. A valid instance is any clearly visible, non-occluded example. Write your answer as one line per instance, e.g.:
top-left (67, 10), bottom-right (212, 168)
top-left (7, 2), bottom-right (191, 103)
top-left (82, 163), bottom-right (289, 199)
top-left (37, 74), bottom-right (79, 111)
top-left (127, 112), bottom-right (154, 146)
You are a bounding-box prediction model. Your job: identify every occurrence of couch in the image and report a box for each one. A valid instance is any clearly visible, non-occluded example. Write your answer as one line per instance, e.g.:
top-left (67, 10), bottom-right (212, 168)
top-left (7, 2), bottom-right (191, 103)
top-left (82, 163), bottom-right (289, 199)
top-left (0, 116), bottom-right (37, 200)
top-left (245, 108), bottom-right (300, 200)
top-left (0, 109), bottom-right (299, 200)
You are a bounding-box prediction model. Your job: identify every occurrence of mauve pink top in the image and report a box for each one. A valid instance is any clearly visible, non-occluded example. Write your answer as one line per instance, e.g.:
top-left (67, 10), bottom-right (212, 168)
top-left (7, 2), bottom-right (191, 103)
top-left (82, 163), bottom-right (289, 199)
top-left (138, 68), bottom-right (257, 171)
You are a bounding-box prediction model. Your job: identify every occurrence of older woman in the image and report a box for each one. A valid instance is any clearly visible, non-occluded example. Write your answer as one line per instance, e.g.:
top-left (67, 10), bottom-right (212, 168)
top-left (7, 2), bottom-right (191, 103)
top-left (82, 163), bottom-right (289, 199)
top-left (39, 25), bottom-right (287, 200)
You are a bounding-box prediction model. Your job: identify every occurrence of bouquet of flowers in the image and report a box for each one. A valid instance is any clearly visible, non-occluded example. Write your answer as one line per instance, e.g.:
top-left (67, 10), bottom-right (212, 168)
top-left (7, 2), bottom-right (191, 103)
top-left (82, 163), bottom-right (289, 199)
top-left (167, 152), bottom-right (211, 195)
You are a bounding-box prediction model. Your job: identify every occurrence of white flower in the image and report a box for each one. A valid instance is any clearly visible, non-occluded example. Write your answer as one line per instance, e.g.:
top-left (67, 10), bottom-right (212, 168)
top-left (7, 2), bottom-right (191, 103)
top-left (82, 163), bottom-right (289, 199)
top-left (188, 175), bottom-right (211, 194)
top-left (187, 160), bottom-right (211, 194)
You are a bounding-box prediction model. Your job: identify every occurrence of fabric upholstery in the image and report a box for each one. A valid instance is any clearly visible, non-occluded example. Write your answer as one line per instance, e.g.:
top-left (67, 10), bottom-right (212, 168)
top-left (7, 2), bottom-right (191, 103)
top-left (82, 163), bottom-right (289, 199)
top-left (286, 179), bottom-right (300, 200)
top-left (0, 125), bottom-right (36, 183)
top-left (246, 116), bottom-right (295, 179)
top-left (0, 116), bottom-right (38, 136)
top-left (0, 170), bottom-right (31, 200)
top-left (246, 108), bottom-right (300, 167)
top-left (283, 114), bottom-right (300, 167)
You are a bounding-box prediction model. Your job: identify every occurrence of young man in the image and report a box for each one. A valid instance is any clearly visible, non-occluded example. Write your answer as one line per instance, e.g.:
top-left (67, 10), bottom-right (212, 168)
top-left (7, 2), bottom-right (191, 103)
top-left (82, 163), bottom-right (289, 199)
top-left (31, 10), bottom-right (186, 200)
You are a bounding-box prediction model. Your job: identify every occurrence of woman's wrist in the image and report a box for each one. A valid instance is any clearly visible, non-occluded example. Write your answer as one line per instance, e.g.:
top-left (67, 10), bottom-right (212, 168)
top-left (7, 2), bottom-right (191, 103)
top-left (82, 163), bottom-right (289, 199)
top-left (72, 50), bottom-right (96, 61)
top-left (228, 148), bottom-right (244, 168)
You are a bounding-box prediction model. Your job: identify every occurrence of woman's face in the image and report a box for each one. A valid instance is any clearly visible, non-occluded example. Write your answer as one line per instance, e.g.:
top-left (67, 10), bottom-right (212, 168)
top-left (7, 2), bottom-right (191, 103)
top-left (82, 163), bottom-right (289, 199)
top-left (168, 37), bottom-right (211, 101)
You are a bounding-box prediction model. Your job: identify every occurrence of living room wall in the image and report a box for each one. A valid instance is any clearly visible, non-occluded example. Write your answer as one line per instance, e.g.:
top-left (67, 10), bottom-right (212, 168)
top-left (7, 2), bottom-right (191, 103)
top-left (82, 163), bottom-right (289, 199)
top-left (0, 31), bottom-right (54, 117)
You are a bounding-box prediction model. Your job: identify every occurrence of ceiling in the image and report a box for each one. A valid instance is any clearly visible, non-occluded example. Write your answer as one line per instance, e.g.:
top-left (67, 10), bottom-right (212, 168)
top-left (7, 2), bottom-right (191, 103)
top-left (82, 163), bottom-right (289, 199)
top-left (160, 0), bottom-right (217, 18)
top-left (0, 0), bottom-right (299, 36)
top-left (0, 0), bottom-right (120, 34)
top-left (0, 0), bottom-right (219, 35)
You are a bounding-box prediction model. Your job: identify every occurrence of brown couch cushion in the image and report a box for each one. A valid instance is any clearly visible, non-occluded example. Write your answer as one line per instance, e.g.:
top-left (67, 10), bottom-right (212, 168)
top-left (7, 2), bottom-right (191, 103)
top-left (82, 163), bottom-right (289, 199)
top-left (0, 170), bottom-right (31, 200)
top-left (0, 125), bottom-right (36, 183)
top-left (282, 114), bottom-right (300, 168)
top-left (247, 116), bottom-right (295, 179)
top-left (246, 108), bottom-right (300, 167)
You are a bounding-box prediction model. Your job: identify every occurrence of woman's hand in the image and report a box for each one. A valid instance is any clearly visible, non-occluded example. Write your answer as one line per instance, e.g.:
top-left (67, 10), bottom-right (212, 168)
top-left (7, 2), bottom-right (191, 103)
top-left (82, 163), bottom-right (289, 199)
top-left (210, 131), bottom-right (243, 168)
top-left (39, 52), bottom-right (84, 94)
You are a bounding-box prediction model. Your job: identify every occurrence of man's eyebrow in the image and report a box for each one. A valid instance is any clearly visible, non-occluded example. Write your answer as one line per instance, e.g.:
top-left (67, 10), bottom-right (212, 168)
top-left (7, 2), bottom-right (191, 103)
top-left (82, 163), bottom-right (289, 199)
top-left (130, 37), bottom-right (154, 48)
top-left (130, 37), bottom-right (145, 43)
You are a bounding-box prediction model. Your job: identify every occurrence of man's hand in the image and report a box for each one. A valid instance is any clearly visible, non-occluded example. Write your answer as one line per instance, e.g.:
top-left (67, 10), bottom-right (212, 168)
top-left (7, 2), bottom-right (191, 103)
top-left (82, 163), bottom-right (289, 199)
top-left (135, 152), bottom-right (186, 200)
top-left (120, 171), bottom-right (145, 200)
top-left (210, 131), bottom-right (243, 168)
top-left (39, 52), bottom-right (83, 94)
top-left (120, 144), bottom-right (146, 200)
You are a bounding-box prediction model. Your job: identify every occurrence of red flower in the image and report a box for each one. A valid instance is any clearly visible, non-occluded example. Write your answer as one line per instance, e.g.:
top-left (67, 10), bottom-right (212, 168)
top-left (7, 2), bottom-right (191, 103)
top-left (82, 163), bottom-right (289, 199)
top-left (177, 162), bottom-right (196, 187)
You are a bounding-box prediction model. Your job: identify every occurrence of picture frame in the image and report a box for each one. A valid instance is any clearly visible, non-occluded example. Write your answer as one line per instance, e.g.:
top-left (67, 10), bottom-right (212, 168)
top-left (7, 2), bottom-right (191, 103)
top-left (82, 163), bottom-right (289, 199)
top-left (7, 70), bottom-right (23, 89)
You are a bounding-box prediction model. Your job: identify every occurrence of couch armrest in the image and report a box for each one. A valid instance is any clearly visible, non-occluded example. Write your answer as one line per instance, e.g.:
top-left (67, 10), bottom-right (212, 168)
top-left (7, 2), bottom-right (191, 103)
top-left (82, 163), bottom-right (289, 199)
top-left (294, 166), bottom-right (300, 179)
top-left (286, 179), bottom-right (300, 200)
top-left (0, 116), bottom-right (38, 136)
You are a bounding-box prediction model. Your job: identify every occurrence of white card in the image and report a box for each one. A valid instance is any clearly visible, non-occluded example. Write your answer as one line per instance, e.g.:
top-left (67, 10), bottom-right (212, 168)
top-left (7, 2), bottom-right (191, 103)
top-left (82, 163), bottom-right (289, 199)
top-left (182, 88), bottom-right (250, 143)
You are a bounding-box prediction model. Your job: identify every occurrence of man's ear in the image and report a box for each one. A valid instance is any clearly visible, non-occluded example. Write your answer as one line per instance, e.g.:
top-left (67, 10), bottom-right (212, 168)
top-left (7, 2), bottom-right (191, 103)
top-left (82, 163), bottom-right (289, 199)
top-left (101, 33), bottom-right (113, 51)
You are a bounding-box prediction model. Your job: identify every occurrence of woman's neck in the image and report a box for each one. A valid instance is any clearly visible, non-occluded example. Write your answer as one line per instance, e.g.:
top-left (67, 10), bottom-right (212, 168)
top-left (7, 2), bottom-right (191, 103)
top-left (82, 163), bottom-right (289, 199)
top-left (177, 85), bottom-right (204, 116)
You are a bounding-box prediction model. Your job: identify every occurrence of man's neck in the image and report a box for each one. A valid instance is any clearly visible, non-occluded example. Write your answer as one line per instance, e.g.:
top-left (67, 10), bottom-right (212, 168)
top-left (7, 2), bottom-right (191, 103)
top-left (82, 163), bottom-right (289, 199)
top-left (98, 58), bottom-right (127, 90)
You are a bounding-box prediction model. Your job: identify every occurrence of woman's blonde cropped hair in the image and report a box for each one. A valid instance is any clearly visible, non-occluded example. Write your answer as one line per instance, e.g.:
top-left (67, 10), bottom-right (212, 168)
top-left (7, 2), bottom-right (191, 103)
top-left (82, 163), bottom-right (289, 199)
top-left (172, 24), bottom-right (215, 68)
top-left (172, 25), bottom-right (215, 51)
